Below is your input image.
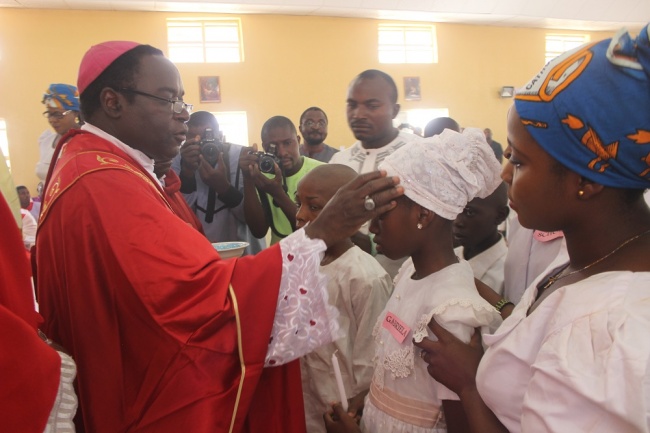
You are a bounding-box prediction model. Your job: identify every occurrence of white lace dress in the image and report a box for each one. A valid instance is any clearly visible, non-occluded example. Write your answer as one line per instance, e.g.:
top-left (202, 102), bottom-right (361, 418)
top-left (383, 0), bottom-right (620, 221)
top-left (361, 259), bottom-right (502, 433)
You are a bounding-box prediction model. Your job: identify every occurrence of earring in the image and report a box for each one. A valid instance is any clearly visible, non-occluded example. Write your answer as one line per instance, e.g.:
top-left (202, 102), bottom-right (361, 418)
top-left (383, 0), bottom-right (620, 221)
top-left (578, 190), bottom-right (584, 197)
top-left (417, 223), bottom-right (423, 230)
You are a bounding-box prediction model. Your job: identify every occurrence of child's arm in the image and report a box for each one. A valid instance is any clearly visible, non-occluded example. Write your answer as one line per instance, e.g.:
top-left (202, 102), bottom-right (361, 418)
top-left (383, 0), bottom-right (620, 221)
top-left (415, 318), bottom-right (508, 433)
top-left (474, 278), bottom-right (514, 320)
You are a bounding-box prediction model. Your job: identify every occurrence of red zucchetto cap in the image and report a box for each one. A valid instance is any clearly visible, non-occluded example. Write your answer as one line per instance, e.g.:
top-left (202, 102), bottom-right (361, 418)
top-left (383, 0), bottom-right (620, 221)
top-left (77, 41), bottom-right (141, 94)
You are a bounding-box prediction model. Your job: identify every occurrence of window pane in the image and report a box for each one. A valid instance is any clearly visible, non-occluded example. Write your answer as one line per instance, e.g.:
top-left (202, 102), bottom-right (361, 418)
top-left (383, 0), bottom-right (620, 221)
top-left (405, 30), bottom-right (431, 45)
top-left (168, 25), bottom-right (203, 42)
top-left (406, 50), bottom-right (433, 63)
top-left (545, 34), bottom-right (589, 64)
top-left (213, 111), bottom-right (249, 146)
top-left (168, 19), bottom-right (242, 64)
top-left (379, 49), bottom-right (405, 64)
top-left (379, 24), bottom-right (436, 64)
top-left (546, 39), bottom-right (565, 52)
top-left (205, 26), bottom-right (239, 42)
top-left (169, 46), bottom-right (204, 63)
top-left (206, 47), bottom-right (240, 63)
top-left (378, 30), bottom-right (404, 45)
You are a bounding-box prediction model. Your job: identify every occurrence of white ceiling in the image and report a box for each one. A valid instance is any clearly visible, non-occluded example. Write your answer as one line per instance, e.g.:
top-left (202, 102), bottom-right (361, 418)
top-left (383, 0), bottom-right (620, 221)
top-left (1, 0), bottom-right (648, 31)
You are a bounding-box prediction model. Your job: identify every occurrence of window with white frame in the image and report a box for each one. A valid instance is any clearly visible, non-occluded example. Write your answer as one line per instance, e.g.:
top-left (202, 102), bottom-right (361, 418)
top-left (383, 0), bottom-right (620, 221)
top-left (212, 111), bottom-right (249, 146)
top-left (0, 119), bottom-right (9, 169)
top-left (167, 18), bottom-right (243, 63)
top-left (378, 24), bottom-right (438, 64)
top-left (545, 34), bottom-right (590, 64)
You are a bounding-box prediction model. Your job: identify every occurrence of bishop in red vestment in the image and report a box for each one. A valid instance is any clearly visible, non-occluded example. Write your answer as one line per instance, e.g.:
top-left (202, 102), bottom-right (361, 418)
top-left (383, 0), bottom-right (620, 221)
top-left (35, 41), bottom-right (402, 433)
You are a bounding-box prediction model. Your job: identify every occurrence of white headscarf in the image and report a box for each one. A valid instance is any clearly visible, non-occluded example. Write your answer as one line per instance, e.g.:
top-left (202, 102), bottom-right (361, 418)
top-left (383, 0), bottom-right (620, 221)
top-left (379, 127), bottom-right (502, 220)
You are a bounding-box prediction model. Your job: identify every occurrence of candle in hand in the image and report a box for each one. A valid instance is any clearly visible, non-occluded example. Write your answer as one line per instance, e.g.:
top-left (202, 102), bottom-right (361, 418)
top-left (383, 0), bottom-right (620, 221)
top-left (331, 351), bottom-right (349, 412)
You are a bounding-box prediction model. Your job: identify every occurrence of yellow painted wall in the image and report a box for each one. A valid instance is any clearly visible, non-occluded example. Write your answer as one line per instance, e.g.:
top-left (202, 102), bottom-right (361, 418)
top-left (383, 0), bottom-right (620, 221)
top-left (0, 8), bottom-right (615, 191)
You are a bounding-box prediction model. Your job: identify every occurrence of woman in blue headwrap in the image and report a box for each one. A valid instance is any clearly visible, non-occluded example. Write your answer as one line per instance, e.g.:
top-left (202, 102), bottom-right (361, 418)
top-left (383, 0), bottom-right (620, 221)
top-left (412, 24), bottom-right (650, 433)
top-left (36, 84), bottom-right (81, 181)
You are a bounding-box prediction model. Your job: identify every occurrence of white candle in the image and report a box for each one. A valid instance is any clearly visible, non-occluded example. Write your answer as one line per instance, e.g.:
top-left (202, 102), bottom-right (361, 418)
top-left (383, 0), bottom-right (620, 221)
top-left (331, 351), bottom-right (349, 412)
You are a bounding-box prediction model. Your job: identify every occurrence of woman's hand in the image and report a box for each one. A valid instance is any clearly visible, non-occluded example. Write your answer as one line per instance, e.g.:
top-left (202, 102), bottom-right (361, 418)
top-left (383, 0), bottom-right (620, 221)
top-left (305, 170), bottom-right (403, 248)
top-left (413, 317), bottom-right (483, 397)
top-left (414, 319), bottom-right (508, 433)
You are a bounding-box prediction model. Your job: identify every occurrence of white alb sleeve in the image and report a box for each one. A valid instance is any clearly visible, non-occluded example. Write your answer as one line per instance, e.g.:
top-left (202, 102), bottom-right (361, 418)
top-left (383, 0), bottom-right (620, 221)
top-left (265, 228), bottom-right (344, 366)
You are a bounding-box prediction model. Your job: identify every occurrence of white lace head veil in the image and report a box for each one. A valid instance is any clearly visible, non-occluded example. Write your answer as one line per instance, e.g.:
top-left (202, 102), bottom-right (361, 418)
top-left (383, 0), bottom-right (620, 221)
top-left (379, 127), bottom-right (503, 220)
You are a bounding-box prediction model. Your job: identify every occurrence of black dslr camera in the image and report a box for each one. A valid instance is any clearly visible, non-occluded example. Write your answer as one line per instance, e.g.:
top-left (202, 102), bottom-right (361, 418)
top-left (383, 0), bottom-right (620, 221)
top-left (250, 143), bottom-right (281, 174)
top-left (199, 128), bottom-right (222, 166)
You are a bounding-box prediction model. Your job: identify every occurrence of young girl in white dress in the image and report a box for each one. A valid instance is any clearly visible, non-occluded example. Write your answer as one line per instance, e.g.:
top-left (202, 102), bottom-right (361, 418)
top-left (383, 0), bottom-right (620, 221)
top-left (360, 128), bottom-right (503, 433)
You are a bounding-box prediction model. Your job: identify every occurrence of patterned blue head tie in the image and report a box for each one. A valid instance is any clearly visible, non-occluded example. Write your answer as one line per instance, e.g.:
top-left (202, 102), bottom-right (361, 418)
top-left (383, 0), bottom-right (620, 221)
top-left (42, 83), bottom-right (80, 112)
top-left (514, 24), bottom-right (650, 189)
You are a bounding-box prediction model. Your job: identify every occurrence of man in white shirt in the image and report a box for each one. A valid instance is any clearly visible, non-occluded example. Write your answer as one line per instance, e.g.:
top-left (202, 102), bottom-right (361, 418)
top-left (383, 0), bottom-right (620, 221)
top-left (331, 69), bottom-right (425, 278)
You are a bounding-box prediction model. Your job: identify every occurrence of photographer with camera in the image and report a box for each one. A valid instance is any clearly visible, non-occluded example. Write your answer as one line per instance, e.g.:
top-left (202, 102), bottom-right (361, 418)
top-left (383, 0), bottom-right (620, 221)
top-left (239, 115), bottom-right (323, 245)
top-left (173, 111), bottom-right (265, 255)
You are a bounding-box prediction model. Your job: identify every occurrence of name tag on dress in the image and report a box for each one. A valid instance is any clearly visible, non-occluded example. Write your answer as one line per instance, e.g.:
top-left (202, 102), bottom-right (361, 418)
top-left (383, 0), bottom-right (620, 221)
top-left (382, 312), bottom-right (411, 343)
top-left (533, 230), bottom-right (564, 242)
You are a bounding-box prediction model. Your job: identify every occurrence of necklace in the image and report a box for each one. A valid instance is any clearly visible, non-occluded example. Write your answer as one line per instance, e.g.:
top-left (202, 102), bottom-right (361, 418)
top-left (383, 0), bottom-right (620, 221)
top-left (541, 228), bottom-right (650, 290)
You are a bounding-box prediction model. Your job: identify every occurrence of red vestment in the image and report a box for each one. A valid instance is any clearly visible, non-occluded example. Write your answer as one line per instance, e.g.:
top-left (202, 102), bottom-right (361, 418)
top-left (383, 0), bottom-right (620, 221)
top-left (0, 194), bottom-right (60, 432)
top-left (37, 130), bottom-right (305, 433)
top-left (162, 168), bottom-right (205, 234)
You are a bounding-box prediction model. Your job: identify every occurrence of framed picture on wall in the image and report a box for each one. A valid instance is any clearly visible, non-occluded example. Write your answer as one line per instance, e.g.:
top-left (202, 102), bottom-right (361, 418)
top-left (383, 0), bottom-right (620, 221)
top-left (404, 77), bottom-right (421, 101)
top-left (199, 76), bottom-right (221, 103)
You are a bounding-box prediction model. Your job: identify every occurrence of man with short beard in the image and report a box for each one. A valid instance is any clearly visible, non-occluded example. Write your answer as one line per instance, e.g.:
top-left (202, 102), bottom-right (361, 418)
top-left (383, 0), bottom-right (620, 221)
top-left (298, 106), bottom-right (338, 162)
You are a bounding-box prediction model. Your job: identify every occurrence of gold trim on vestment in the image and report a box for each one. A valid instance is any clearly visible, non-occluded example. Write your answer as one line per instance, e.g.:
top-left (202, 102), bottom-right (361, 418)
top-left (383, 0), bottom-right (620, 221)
top-left (40, 151), bottom-right (174, 225)
top-left (228, 284), bottom-right (245, 433)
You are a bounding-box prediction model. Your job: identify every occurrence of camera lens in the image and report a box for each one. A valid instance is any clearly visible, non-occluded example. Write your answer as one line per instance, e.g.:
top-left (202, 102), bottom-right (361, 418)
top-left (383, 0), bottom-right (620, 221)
top-left (201, 143), bottom-right (219, 166)
top-left (259, 156), bottom-right (275, 173)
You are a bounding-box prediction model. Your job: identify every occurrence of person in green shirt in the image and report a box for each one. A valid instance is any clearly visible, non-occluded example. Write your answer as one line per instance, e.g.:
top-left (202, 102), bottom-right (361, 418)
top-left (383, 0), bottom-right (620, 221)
top-left (240, 115), bottom-right (323, 245)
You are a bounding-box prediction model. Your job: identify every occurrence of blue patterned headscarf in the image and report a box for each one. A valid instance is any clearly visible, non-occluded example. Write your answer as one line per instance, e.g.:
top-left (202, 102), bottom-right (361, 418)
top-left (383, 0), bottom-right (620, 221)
top-left (514, 24), bottom-right (650, 189)
top-left (42, 83), bottom-right (80, 112)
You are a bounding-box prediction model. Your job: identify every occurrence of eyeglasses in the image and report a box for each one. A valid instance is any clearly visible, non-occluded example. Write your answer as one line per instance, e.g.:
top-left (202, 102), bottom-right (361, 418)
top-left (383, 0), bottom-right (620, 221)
top-left (302, 120), bottom-right (327, 128)
top-left (42, 110), bottom-right (72, 119)
top-left (118, 88), bottom-right (193, 114)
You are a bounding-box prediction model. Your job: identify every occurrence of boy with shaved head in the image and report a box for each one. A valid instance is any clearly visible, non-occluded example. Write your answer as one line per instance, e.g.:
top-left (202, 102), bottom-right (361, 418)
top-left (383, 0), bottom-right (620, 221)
top-left (296, 164), bottom-right (392, 433)
top-left (453, 182), bottom-right (510, 294)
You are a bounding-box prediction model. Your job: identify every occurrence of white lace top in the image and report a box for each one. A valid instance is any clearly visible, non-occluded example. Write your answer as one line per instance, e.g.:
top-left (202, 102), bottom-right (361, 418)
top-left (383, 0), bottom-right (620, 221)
top-left (362, 259), bottom-right (501, 433)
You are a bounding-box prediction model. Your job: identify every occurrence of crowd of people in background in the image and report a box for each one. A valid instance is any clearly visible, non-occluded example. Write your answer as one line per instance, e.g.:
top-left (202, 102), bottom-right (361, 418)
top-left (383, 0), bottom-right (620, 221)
top-left (2, 22), bottom-right (650, 433)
